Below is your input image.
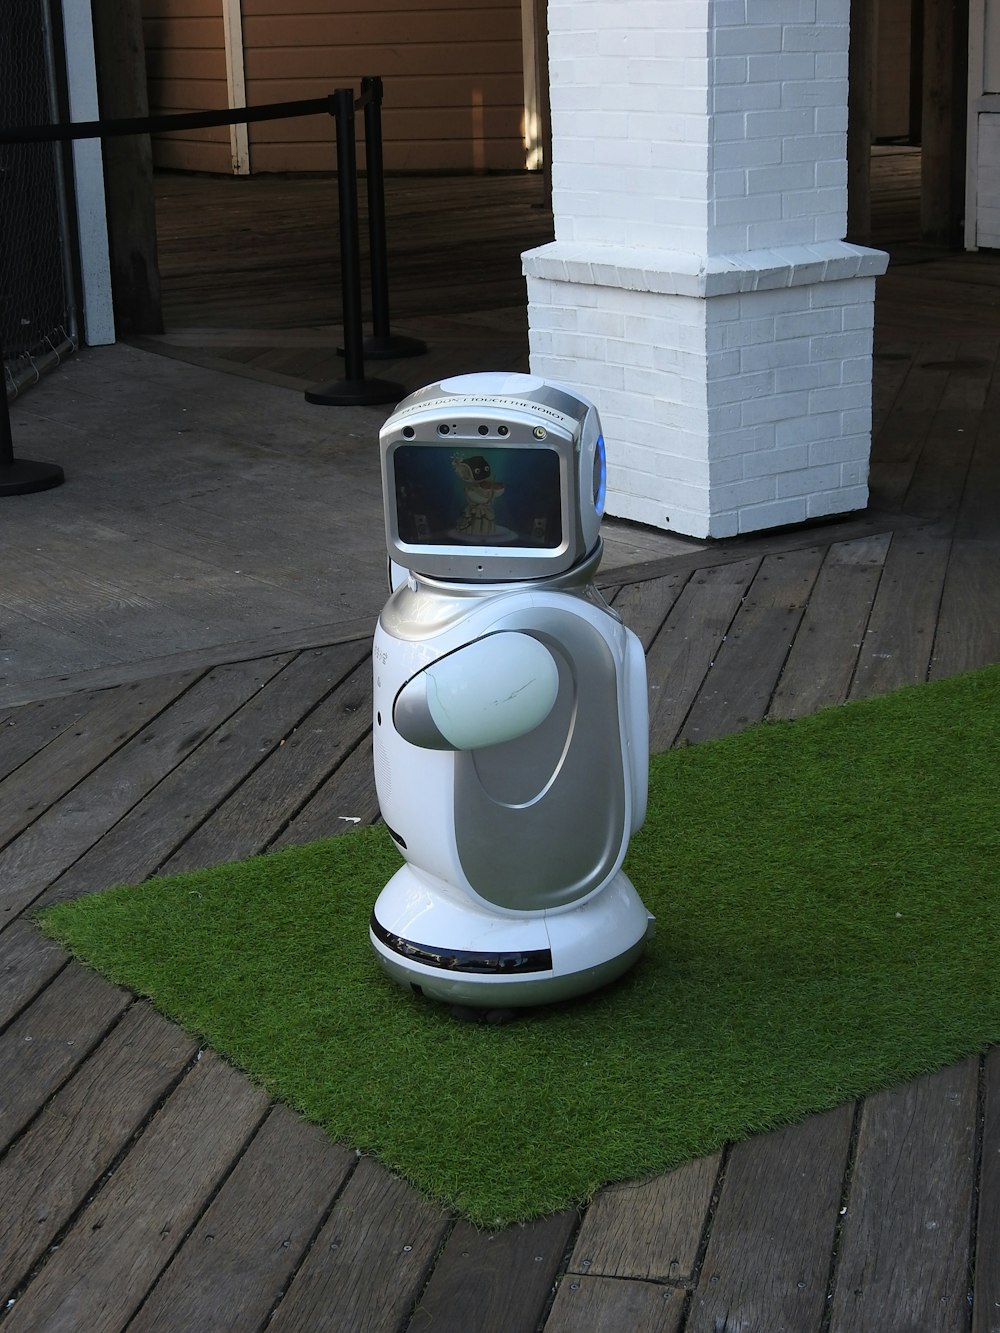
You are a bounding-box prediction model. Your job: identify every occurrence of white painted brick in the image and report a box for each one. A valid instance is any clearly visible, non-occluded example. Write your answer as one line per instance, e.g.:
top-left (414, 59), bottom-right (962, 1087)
top-left (747, 217), bottom-right (822, 248)
top-left (815, 105), bottom-right (849, 133)
top-left (809, 330), bottom-right (871, 361)
top-left (741, 388), bottom-right (812, 426)
top-left (754, 0), bottom-right (822, 21)
top-left (738, 496), bottom-right (808, 532)
top-left (775, 462), bottom-right (842, 499)
top-left (708, 368), bottom-right (774, 405)
top-left (773, 307), bottom-right (842, 338)
top-left (774, 360), bottom-right (841, 394)
top-left (774, 410), bottom-right (843, 447)
top-left (712, 138), bottom-right (784, 170)
top-left (740, 338), bottom-right (810, 372)
top-left (743, 443), bottom-right (811, 478)
top-left (783, 186), bottom-right (847, 219)
top-left (841, 355), bottom-right (874, 384)
top-left (746, 161), bottom-right (817, 195)
top-left (808, 382), bottom-right (871, 413)
top-left (712, 55), bottom-right (749, 84)
top-left (749, 52), bottom-right (816, 82)
top-left (809, 436), bottom-right (870, 466)
top-left (783, 24), bottom-right (849, 54)
top-left (712, 82), bottom-right (781, 115)
top-left (709, 455), bottom-right (745, 485)
top-left (711, 476), bottom-right (777, 509)
top-left (840, 459), bottom-right (869, 487)
top-left (708, 423), bottom-right (778, 457)
top-left (807, 485), bottom-right (867, 519)
top-left (841, 303), bottom-right (876, 331)
top-left (782, 78), bottom-right (849, 109)
top-left (840, 407), bottom-right (873, 435)
top-left (816, 51), bottom-right (849, 79)
top-left (713, 25), bottom-right (782, 55)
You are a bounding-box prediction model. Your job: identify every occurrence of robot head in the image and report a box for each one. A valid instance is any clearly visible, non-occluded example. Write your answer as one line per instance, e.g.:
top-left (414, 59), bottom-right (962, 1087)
top-left (380, 373), bottom-right (607, 583)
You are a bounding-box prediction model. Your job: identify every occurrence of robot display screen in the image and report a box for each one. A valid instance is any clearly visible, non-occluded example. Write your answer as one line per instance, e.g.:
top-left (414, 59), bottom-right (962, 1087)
top-left (392, 444), bottom-right (563, 548)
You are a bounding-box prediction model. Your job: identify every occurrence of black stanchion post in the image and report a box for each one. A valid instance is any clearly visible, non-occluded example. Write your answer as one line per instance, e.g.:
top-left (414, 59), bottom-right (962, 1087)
top-left (305, 87), bottom-right (403, 407)
top-left (0, 356), bottom-right (65, 497)
top-left (361, 76), bottom-right (426, 360)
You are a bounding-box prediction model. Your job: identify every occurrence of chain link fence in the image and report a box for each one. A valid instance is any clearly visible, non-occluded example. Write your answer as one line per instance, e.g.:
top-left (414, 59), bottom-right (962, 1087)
top-left (1, 0), bottom-right (76, 397)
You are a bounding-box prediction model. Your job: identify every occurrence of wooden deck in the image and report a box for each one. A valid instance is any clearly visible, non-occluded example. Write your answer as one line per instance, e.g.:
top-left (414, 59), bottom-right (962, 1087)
top-left (3, 166), bottom-right (1000, 1330)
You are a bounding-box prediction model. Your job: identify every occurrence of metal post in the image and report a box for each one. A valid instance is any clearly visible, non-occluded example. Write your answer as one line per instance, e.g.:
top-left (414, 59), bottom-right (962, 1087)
top-left (305, 88), bottom-right (403, 407)
top-left (0, 359), bottom-right (65, 496)
top-left (361, 76), bottom-right (426, 359)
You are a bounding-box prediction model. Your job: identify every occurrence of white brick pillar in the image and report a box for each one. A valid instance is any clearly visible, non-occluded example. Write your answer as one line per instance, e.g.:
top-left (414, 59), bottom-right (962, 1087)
top-left (522, 0), bottom-right (889, 539)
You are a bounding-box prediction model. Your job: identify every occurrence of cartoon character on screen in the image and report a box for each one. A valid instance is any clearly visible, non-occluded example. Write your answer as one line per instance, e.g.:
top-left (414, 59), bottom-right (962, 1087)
top-left (368, 372), bottom-right (654, 1017)
top-left (452, 454), bottom-right (505, 538)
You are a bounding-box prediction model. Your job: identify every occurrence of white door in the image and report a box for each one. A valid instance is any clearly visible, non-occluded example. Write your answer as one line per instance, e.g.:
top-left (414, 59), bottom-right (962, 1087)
top-left (967, 0), bottom-right (1000, 247)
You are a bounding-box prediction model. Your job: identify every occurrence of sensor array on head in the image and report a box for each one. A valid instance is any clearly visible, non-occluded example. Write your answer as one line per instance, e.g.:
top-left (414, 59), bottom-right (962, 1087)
top-left (380, 373), bottom-right (606, 583)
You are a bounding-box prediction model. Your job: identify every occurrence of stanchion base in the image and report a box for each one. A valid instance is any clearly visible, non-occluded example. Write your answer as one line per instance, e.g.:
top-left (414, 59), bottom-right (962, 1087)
top-left (0, 458), bottom-right (65, 496)
top-left (305, 378), bottom-right (404, 407)
top-left (363, 333), bottom-right (428, 360)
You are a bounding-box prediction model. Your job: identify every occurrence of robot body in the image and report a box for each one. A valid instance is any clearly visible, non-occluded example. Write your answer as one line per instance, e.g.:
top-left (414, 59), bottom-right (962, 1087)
top-left (369, 374), bottom-right (654, 1009)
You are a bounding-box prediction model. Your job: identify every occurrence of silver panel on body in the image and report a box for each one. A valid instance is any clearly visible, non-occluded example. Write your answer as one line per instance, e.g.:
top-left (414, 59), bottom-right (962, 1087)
top-left (453, 609), bottom-right (626, 912)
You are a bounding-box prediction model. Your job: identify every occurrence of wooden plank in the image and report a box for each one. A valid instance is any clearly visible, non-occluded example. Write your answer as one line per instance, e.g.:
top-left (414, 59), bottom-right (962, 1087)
top-left (0, 657), bottom-right (288, 927)
top-left (850, 528), bottom-right (952, 700)
top-left (868, 408), bottom-right (940, 512)
top-left (769, 534), bottom-right (892, 721)
top-left (0, 691), bottom-right (100, 784)
top-left (568, 1153), bottom-right (719, 1283)
top-left (901, 409), bottom-right (977, 520)
top-left (0, 1003), bottom-right (198, 1301)
top-left (828, 1060), bottom-right (978, 1333)
top-left (408, 1211), bottom-right (577, 1333)
top-left (0, 669), bottom-right (203, 850)
top-left (0, 965), bottom-right (130, 1153)
top-left (973, 1047), bottom-right (1000, 1333)
top-left (267, 1156), bottom-right (450, 1333)
top-left (0, 920), bottom-right (68, 1028)
top-left (606, 571), bottom-right (691, 653)
top-left (930, 411), bottom-right (1000, 679)
top-left (0, 618), bottom-right (375, 709)
top-left (2, 1052), bottom-right (269, 1332)
top-left (128, 1106), bottom-right (356, 1333)
top-left (644, 557), bottom-right (761, 754)
top-left (271, 734), bottom-right (380, 849)
top-left (686, 1105), bottom-right (854, 1333)
top-left (679, 546), bottom-right (825, 745)
top-left (159, 655), bottom-right (374, 875)
top-left (544, 1274), bottom-right (686, 1333)
top-left (930, 540), bottom-right (1000, 680)
top-left (45, 643), bottom-right (366, 902)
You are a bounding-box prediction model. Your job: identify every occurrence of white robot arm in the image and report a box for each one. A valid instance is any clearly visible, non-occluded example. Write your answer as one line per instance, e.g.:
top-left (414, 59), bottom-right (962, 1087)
top-left (393, 632), bottom-right (559, 751)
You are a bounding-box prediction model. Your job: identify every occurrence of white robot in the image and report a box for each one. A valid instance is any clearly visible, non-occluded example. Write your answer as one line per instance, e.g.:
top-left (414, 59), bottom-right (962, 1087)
top-left (370, 373), bottom-right (653, 1014)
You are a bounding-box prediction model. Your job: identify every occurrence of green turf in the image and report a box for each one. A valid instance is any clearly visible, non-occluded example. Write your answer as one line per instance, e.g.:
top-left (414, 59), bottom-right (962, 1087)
top-left (37, 664), bottom-right (1000, 1227)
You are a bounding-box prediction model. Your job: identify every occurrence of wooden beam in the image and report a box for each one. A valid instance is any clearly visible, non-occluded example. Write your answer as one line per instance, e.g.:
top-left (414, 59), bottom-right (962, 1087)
top-left (848, 0), bottom-right (876, 244)
top-left (89, 0), bottom-right (163, 334)
top-left (920, 0), bottom-right (968, 246)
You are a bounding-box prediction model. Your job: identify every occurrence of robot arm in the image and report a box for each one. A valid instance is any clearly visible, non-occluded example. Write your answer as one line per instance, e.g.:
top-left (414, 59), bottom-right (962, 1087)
top-left (393, 632), bottom-right (559, 751)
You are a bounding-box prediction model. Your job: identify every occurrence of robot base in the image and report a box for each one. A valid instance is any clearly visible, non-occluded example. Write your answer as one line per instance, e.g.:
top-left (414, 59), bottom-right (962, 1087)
top-left (369, 865), bottom-right (655, 1010)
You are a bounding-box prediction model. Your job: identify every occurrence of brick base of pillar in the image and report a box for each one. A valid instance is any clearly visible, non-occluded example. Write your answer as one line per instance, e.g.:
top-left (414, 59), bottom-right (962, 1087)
top-left (523, 240), bottom-right (889, 538)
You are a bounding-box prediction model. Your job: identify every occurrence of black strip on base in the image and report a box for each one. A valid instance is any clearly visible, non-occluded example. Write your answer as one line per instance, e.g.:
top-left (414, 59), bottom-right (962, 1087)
top-left (370, 911), bottom-right (552, 975)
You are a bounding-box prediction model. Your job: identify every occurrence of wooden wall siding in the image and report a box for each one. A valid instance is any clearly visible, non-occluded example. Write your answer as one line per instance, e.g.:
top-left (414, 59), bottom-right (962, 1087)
top-left (142, 0), bottom-right (232, 174)
top-left (241, 0), bottom-right (526, 172)
top-left (875, 0), bottom-right (912, 140)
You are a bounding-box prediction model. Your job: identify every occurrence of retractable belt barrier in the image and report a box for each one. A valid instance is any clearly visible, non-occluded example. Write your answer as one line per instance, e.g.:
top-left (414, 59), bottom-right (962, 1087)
top-left (1, 77), bottom-right (422, 494)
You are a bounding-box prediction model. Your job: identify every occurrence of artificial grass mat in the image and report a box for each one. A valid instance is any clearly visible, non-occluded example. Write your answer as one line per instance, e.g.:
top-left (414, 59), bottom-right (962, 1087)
top-left (37, 664), bottom-right (1000, 1227)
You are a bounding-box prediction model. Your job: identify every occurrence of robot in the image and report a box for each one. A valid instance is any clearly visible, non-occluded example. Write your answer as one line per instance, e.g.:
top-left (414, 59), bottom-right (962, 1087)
top-left (370, 372), bottom-right (654, 1012)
